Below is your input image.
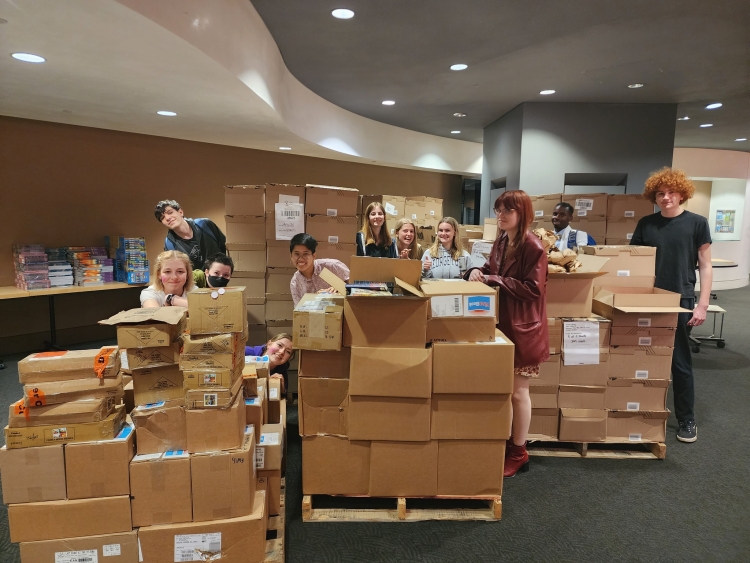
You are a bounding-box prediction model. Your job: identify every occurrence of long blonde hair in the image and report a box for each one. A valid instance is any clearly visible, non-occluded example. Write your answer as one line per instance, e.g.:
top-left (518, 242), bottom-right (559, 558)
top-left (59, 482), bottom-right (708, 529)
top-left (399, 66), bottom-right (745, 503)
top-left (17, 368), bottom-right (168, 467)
top-left (360, 202), bottom-right (392, 247)
top-left (153, 250), bottom-right (194, 293)
top-left (427, 217), bottom-right (464, 260)
top-left (394, 218), bottom-right (422, 259)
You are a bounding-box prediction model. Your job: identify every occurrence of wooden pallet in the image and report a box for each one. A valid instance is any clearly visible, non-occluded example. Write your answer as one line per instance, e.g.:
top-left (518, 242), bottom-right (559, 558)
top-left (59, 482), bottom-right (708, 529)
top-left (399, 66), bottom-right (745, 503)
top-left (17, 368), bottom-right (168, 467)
top-left (527, 437), bottom-right (666, 460)
top-left (264, 478), bottom-right (286, 563)
top-left (302, 494), bottom-right (502, 522)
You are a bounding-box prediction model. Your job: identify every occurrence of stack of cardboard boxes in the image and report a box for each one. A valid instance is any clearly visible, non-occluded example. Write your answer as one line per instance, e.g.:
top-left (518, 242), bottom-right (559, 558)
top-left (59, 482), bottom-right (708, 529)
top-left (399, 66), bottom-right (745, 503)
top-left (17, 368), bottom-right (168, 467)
top-left (297, 258), bottom-right (513, 498)
top-left (359, 194), bottom-right (443, 246)
top-left (605, 194), bottom-right (656, 245)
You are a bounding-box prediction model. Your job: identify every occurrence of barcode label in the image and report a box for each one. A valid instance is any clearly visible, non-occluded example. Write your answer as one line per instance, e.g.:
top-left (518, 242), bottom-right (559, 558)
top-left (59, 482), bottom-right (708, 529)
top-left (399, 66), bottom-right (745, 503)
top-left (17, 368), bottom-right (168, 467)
top-left (635, 370), bottom-right (649, 379)
top-left (575, 198), bottom-right (594, 210)
top-left (453, 297), bottom-right (461, 313)
top-left (430, 210), bottom-right (435, 216)
top-left (328, 235), bottom-right (339, 243)
top-left (326, 208), bottom-right (337, 216)
top-left (103, 544), bottom-right (121, 556)
top-left (269, 388), bottom-right (279, 400)
top-left (629, 433), bottom-right (642, 442)
top-left (282, 209), bottom-right (300, 217)
top-left (577, 209), bottom-right (587, 216)
top-left (55, 551), bottom-right (98, 563)
top-left (534, 210), bottom-right (544, 217)
top-left (174, 533), bottom-right (221, 562)
top-left (626, 233), bottom-right (633, 240)
top-left (624, 210), bottom-right (635, 217)
top-left (626, 402), bottom-right (640, 411)
top-left (638, 318), bottom-right (651, 327)
top-left (616, 270), bottom-right (630, 276)
top-left (255, 446), bottom-right (265, 469)
top-left (638, 337), bottom-right (652, 346)
top-left (411, 214), bottom-right (417, 219)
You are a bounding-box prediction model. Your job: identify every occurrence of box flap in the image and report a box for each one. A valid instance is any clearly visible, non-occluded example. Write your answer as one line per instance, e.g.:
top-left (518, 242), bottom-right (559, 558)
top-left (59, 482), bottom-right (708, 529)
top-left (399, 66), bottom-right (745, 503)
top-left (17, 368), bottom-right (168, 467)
top-left (608, 410), bottom-right (670, 419)
top-left (394, 277), bottom-right (424, 297)
top-left (548, 253), bottom-right (609, 278)
top-left (319, 267), bottom-right (347, 296)
top-left (583, 245), bottom-right (656, 257)
top-left (560, 408), bottom-right (607, 420)
top-left (607, 378), bottom-right (670, 388)
top-left (349, 256), bottom-right (421, 287)
top-left (420, 280), bottom-right (495, 297)
top-left (614, 306), bottom-right (692, 313)
top-left (99, 307), bottom-right (187, 326)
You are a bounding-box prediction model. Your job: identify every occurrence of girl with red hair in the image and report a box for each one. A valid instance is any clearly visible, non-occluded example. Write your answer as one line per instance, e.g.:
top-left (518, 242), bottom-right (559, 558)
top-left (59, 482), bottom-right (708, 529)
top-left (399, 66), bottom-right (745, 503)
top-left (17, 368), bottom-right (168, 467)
top-left (466, 190), bottom-right (549, 477)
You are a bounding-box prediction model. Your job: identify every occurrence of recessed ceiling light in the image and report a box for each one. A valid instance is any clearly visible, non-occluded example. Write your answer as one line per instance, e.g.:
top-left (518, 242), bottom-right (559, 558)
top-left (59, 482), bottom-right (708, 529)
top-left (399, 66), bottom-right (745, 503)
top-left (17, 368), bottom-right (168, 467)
top-left (539, 89), bottom-right (555, 95)
top-left (11, 52), bottom-right (45, 63)
top-left (735, 138), bottom-right (747, 142)
top-left (706, 103), bottom-right (723, 109)
top-left (331, 9), bottom-right (354, 19)
top-left (628, 83), bottom-right (644, 89)
top-left (453, 112), bottom-right (466, 117)
top-left (451, 131), bottom-right (461, 134)
top-left (279, 147), bottom-right (292, 150)
top-left (677, 116), bottom-right (690, 121)
top-left (699, 124), bottom-right (713, 128)
top-left (156, 110), bottom-right (177, 116)
top-left (450, 64), bottom-right (468, 71)
top-left (382, 100), bottom-right (395, 106)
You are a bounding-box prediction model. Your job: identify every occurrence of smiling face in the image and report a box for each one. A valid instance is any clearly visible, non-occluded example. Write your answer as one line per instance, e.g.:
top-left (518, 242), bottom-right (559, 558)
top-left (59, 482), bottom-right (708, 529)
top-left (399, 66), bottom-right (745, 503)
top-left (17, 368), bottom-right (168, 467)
top-left (551, 204), bottom-right (572, 231)
top-left (160, 206), bottom-right (185, 230)
top-left (266, 338), bottom-right (293, 368)
top-left (437, 222), bottom-right (455, 248)
top-left (290, 244), bottom-right (315, 276)
top-left (369, 206), bottom-right (385, 229)
top-left (160, 258), bottom-right (188, 294)
top-left (654, 188), bottom-right (682, 215)
top-left (397, 223), bottom-right (415, 248)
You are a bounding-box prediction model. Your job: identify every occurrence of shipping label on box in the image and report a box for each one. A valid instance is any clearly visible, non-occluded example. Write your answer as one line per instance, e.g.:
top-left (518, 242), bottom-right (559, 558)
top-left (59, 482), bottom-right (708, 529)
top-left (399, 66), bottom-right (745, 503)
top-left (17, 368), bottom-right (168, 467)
top-left (185, 375), bottom-right (243, 409)
top-left (19, 530), bottom-right (138, 563)
top-left (256, 424), bottom-right (283, 470)
top-left (560, 349), bottom-right (609, 386)
top-left (265, 183), bottom-right (306, 206)
top-left (18, 347), bottom-right (121, 384)
top-left (572, 194), bottom-right (607, 216)
top-left (188, 286), bottom-right (246, 334)
top-left (100, 308), bottom-right (187, 349)
top-left (362, 195), bottom-right (405, 218)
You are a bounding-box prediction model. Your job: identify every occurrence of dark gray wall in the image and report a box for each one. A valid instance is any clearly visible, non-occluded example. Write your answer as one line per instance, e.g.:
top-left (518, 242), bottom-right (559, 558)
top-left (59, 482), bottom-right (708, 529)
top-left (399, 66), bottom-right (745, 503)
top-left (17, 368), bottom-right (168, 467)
top-left (480, 104), bottom-right (523, 218)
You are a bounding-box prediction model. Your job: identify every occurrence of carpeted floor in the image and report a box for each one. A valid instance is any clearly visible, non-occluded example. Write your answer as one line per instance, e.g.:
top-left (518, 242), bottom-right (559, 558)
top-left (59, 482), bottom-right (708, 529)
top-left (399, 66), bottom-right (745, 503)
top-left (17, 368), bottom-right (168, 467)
top-left (1, 287), bottom-right (749, 562)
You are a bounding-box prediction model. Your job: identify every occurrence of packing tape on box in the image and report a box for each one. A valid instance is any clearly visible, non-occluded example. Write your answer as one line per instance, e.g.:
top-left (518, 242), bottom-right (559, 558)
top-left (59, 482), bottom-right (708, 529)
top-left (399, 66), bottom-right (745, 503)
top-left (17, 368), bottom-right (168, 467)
top-left (309, 311), bottom-right (326, 338)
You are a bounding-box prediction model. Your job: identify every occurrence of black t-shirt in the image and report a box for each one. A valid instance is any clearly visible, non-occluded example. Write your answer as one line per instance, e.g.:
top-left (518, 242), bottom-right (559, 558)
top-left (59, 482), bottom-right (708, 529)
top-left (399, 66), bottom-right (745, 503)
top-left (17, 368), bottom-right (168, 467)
top-left (356, 232), bottom-right (397, 258)
top-left (630, 211), bottom-right (712, 298)
top-left (165, 218), bottom-right (226, 271)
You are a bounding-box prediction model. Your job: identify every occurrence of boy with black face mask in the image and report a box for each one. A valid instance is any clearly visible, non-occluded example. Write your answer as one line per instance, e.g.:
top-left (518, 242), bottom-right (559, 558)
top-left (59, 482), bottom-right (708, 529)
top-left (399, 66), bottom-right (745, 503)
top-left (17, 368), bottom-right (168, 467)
top-left (193, 253), bottom-right (234, 289)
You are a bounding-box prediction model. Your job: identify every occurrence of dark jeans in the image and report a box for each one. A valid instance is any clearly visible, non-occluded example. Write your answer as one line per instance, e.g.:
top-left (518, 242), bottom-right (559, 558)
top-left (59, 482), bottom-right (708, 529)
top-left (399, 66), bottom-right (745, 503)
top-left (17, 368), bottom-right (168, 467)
top-left (672, 297), bottom-right (696, 422)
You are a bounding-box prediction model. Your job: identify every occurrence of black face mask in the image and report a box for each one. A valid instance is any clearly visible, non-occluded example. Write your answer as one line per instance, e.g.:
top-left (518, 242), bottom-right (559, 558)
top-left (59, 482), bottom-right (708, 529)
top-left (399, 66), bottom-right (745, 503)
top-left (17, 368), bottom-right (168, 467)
top-left (208, 275), bottom-right (229, 288)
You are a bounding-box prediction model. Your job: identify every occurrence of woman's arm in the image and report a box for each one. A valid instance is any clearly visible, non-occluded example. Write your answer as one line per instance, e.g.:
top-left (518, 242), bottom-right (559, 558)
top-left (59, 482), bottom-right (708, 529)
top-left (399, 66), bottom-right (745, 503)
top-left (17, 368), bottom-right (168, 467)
top-left (141, 299), bottom-right (161, 308)
top-left (490, 242), bottom-right (546, 302)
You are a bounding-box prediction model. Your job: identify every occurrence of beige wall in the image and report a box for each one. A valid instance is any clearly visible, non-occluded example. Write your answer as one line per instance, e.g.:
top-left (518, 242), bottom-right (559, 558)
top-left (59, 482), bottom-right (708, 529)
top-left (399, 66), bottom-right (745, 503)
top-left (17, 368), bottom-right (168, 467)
top-left (0, 116), bottom-right (462, 354)
top-left (683, 180), bottom-right (712, 218)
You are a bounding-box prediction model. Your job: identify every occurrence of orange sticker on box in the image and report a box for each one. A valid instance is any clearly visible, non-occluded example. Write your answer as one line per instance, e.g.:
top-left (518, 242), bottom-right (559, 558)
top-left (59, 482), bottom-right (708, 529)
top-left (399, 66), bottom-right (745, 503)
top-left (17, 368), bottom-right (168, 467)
top-left (13, 399), bottom-right (30, 419)
top-left (26, 387), bottom-right (47, 406)
top-left (31, 351), bottom-right (67, 359)
top-left (93, 346), bottom-right (117, 379)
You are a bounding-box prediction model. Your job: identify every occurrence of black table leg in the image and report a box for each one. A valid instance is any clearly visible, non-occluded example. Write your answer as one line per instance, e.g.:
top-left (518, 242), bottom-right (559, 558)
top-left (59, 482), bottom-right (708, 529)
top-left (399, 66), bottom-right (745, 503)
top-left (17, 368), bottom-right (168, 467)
top-left (42, 295), bottom-right (62, 351)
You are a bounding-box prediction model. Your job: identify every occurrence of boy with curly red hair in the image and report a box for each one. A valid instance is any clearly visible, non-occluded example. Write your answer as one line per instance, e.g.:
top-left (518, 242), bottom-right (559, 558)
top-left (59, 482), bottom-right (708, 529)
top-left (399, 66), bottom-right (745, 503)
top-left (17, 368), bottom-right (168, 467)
top-left (631, 167), bottom-right (712, 443)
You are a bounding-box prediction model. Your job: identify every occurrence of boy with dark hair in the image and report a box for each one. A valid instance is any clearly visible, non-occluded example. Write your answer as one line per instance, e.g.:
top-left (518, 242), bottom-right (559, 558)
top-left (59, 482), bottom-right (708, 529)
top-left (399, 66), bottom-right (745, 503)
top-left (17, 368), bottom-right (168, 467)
top-left (155, 199), bottom-right (226, 271)
top-left (288, 233), bottom-right (350, 306)
top-left (551, 202), bottom-right (595, 250)
top-left (193, 253), bottom-right (234, 289)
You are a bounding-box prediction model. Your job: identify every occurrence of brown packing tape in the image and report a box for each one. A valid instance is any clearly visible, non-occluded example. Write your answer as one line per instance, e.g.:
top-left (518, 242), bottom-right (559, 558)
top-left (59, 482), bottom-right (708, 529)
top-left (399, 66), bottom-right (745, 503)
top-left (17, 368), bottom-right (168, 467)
top-left (309, 311), bottom-right (326, 338)
top-left (151, 463), bottom-right (167, 492)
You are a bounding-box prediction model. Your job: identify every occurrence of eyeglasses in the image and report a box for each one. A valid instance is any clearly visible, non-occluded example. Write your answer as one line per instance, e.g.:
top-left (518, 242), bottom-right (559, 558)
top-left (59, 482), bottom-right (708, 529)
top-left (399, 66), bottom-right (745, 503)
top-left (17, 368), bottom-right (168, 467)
top-left (291, 252), bottom-right (313, 261)
top-left (495, 208), bottom-right (516, 216)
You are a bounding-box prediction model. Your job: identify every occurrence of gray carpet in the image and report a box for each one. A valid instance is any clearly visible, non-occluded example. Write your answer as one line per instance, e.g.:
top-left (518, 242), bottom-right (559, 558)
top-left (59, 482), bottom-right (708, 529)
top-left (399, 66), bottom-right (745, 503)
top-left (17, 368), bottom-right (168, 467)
top-left (1, 287), bottom-right (749, 562)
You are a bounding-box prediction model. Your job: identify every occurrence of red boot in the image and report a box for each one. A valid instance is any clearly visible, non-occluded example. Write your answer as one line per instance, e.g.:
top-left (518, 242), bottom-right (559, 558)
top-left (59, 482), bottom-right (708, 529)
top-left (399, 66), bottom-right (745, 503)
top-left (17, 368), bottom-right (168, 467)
top-left (504, 441), bottom-right (529, 478)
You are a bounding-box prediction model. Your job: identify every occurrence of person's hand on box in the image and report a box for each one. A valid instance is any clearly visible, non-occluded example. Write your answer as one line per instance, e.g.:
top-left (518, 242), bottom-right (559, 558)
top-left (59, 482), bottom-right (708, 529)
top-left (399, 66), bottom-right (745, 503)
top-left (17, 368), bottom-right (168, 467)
top-left (468, 269), bottom-right (487, 283)
top-left (399, 248), bottom-right (410, 260)
top-left (316, 287), bottom-right (338, 295)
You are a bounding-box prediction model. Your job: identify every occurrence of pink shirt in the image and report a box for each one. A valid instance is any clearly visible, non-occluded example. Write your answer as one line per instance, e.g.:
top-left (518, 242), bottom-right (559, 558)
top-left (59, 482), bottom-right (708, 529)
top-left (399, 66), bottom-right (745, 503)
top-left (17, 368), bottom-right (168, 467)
top-left (290, 259), bottom-right (350, 306)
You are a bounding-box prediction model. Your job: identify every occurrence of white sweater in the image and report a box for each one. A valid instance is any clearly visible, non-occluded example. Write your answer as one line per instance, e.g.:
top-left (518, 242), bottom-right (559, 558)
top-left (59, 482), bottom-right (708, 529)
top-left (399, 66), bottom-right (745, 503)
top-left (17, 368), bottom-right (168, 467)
top-left (421, 246), bottom-right (472, 279)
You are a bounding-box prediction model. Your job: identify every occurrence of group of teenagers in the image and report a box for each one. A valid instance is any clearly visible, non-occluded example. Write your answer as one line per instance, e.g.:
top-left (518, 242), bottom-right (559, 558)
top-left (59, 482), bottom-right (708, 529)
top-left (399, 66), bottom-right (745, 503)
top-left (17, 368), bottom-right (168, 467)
top-left (140, 168), bottom-right (712, 478)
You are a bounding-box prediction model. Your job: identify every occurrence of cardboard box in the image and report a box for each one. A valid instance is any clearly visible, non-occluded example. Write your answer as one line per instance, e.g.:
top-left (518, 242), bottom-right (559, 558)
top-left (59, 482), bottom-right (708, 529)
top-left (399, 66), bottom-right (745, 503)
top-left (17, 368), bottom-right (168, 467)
top-left (292, 293), bottom-right (344, 351)
top-left (258, 468), bottom-right (281, 516)
top-left (558, 408), bottom-right (607, 442)
top-left (225, 215), bottom-right (265, 245)
top-left (132, 399), bottom-right (187, 455)
top-left (266, 293), bottom-right (294, 322)
top-left (582, 246), bottom-right (656, 278)
top-left (610, 326), bottom-right (676, 347)
top-left (265, 183), bottom-right (306, 206)
top-left (345, 298), bottom-right (428, 347)
top-left (421, 280), bottom-right (498, 320)
top-left (256, 423), bottom-right (283, 471)
top-left (188, 286), bottom-right (246, 334)
top-left (305, 184), bottom-right (359, 216)
top-left (530, 193), bottom-right (563, 216)
top-left (298, 378), bottom-right (348, 436)
top-left (571, 193), bottom-right (608, 217)
top-left (361, 194), bottom-right (405, 218)
top-left (426, 317), bottom-right (496, 343)
top-left (191, 431), bottom-right (256, 522)
top-left (559, 349), bottom-right (610, 386)
top-left (224, 185), bottom-right (265, 215)
top-left (529, 408), bottom-right (559, 440)
top-left (558, 386), bottom-right (606, 409)
top-left (183, 363), bottom-right (243, 391)
top-left (182, 332), bottom-right (247, 355)
top-left (65, 424), bottom-right (134, 499)
top-left (569, 215), bottom-right (607, 237)
top-left (607, 194), bottom-right (655, 219)
top-left (437, 440), bottom-right (504, 497)
top-left (131, 363), bottom-right (184, 405)
top-left (546, 254), bottom-right (608, 317)
top-left (246, 300), bottom-right (266, 325)
top-left (245, 395), bottom-right (264, 433)
top-left (302, 435), bottom-right (369, 495)
top-left (185, 375), bottom-right (243, 409)
top-left (609, 346), bottom-right (673, 380)
top-left (298, 348), bottom-right (350, 378)
top-left (99, 308), bottom-right (187, 349)
top-left (548, 318), bottom-right (562, 354)
top-left (19, 530), bottom-right (138, 563)
top-left (305, 214), bottom-right (358, 245)
top-left (267, 378), bottom-right (281, 424)
top-left (18, 347), bottom-right (120, 384)
top-left (530, 385), bottom-right (558, 408)
top-left (432, 337), bottom-right (513, 394)
top-left (266, 267), bottom-right (295, 294)
top-left (227, 243), bottom-right (266, 272)
top-left (8, 495), bottom-right (132, 543)
top-left (22, 373), bottom-right (124, 408)
top-left (605, 378), bottom-right (669, 411)
top-left (430, 394), bottom-right (512, 439)
top-left (406, 195), bottom-right (443, 219)
top-left (234, 271), bottom-right (265, 300)
top-left (180, 346), bottom-right (245, 371)
top-left (606, 410), bottom-right (668, 442)
top-left (369, 441), bottom-right (438, 497)
top-left (349, 347), bottom-right (432, 398)
top-left (404, 200), bottom-right (427, 222)
top-left (137, 491), bottom-right (267, 563)
top-left (266, 239), bottom-right (290, 268)
top-left (592, 287), bottom-right (685, 327)
top-left (186, 393), bottom-right (245, 453)
top-left (126, 343), bottom-right (180, 369)
top-left (4, 405), bottom-right (125, 449)
top-left (130, 451), bottom-right (192, 527)
top-left (314, 242), bottom-right (357, 267)
top-left (9, 396), bottom-right (114, 428)
top-left (604, 218), bottom-right (640, 241)
top-left (533, 354), bottom-right (560, 387)
top-left (0, 445), bottom-right (66, 504)
top-left (348, 396), bottom-right (431, 441)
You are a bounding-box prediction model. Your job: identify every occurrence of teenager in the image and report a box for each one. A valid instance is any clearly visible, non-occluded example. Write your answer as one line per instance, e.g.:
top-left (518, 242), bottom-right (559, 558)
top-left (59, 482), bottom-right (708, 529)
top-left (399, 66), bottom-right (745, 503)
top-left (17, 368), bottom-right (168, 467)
top-left (551, 202), bottom-right (595, 250)
top-left (466, 191), bottom-right (549, 477)
top-left (631, 167), bottom-right (712, 443)
top-left (140, 250), bottom-right (195, 307)
top-left (245, 333), bottom-right (294, 392)
top-left (394, 218), bottom-right (423, 259)
top-left (193, 253), bottom-right (234, 289)
top-left (421, 217), bottom-right (471, 279)
top-left (356, 202), bottom-right (397, 257)
top-left (289, 233), bottom-right (350, 306)
top-left (155, 199), bottom-right (226, 270)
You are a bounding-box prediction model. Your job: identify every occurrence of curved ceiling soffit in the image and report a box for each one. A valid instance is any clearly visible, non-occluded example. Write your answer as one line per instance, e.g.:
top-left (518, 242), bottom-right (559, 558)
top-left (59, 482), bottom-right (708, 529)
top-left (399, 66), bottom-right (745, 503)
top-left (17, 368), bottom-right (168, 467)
top-left (116, 0), bottom-right (483, 175)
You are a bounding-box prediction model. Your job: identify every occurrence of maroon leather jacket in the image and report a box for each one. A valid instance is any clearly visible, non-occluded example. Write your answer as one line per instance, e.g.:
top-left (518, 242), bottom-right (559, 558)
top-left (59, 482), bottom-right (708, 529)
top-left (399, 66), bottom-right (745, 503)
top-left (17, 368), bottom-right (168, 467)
top-left (466, 231), bottom-right (549, 368)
